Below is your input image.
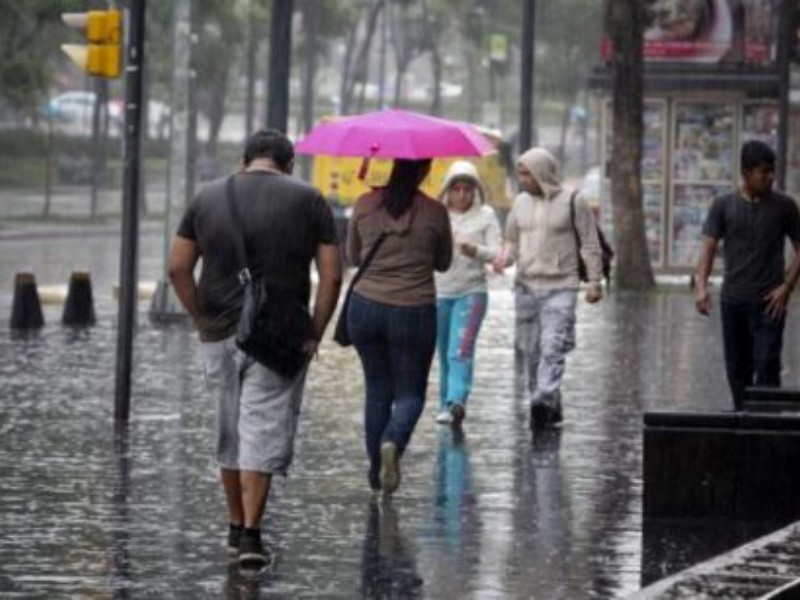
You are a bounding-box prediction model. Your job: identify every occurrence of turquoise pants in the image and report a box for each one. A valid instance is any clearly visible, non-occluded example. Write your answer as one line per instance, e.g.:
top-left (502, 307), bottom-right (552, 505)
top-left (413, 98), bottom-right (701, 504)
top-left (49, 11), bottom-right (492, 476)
top-left (436, 292), bottom-right (488, 410)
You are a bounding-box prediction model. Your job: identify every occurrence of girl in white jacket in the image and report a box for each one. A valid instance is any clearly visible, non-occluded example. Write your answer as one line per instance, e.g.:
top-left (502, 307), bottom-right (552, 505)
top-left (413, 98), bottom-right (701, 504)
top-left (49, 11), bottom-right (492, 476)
top-left (435, 161), bottom-right (501, 425)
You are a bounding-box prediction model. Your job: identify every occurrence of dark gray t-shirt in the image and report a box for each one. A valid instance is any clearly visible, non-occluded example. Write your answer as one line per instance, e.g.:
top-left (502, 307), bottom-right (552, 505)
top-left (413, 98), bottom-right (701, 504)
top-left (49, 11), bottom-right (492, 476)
top-left (176, 171), bottom-right (337, 341)
top-left (702, 190), bottom-right (800, 303)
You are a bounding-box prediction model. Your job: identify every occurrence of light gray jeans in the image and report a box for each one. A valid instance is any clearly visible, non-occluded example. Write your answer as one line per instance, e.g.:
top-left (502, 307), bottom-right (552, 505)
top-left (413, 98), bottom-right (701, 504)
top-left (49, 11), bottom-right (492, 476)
top-left (200, 336), bottom-right (308, 475)
top-left (514, 285), bottom-right (577, 407)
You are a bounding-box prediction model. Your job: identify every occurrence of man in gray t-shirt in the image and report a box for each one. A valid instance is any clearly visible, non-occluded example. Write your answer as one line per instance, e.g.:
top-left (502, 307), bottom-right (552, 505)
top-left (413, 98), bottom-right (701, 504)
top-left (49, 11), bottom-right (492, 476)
top-left (695, 140), bottom-right (800, 410)
top-left (169, 129), bottom-right (341, 569)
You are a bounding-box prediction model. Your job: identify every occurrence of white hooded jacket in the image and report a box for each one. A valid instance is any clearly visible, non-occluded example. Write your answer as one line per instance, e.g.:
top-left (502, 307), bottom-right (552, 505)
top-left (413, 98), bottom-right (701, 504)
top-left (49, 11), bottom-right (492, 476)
top-left (435, 161), bottom-right (501, 297)
top-left (505, 147), bottom-right (602, 290)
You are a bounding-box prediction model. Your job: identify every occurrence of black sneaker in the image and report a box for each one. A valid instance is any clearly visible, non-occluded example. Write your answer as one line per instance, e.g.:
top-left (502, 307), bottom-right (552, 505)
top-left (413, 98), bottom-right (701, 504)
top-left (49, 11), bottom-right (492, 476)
top-left (227, 524), bottom-right (242, 555)
top-left (450, 404), bottom-right (466, 427)
top-left (530, 402), bottom-right (552, 430)
top-left (551, 405), bottom-right (564, 427)
top-left (239, 528), bottom-right (269, 570)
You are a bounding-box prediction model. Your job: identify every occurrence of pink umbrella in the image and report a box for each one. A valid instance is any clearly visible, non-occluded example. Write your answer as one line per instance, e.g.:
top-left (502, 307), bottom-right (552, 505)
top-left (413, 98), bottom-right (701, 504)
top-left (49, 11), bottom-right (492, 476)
top-left (294, 109), bottom-right (494, 159)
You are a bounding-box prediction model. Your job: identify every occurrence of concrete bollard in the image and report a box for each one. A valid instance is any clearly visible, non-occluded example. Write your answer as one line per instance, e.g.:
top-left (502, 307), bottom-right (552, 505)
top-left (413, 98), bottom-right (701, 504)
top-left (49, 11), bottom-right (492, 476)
top-left (62, 271), bottom-right (96, 326)
top-left (10, 272), bottom-right (44, 330)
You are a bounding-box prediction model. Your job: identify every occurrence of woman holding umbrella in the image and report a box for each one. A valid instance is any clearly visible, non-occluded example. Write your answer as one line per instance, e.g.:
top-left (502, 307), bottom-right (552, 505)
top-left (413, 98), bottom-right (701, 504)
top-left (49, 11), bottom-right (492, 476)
top-left (347, 159), bottom-right (453, 496)
top-left (294, 109), bottom-right (492, 495)
top-left (434, 161), bottom-right (501, 427)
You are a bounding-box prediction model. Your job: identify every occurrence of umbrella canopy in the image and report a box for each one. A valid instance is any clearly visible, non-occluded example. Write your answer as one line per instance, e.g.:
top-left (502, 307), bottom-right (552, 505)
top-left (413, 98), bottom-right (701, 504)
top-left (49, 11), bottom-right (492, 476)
top-left (295, 109), bottom-right (494, 159)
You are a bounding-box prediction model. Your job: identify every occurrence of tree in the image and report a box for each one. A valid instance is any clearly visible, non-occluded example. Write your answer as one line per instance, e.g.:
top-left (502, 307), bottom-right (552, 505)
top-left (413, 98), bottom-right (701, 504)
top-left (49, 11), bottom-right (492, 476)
top-left (607, 0), bottom-right (654, 289)
top-left (297, 0), bottom-right (354, 127)
top-left (0, 0), bottom-right (85, 119)
top-left (339, 0), bottom-right (382, 114)
top-left (536, 0), bottom-right (603, 166)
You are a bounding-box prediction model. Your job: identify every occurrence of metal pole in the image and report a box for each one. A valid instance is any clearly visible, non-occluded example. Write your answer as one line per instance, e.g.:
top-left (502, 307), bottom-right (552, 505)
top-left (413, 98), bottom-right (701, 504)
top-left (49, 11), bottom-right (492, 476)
top-left (776, 0), bottom-right (793, 190)
top-left (266, 0), bottom-right (293, 133)
top-left (244, 0), bottom-right (259, 138)
top-left (90, 77), bottom-right (103, 218)
top-left (44, 117), bottom-right (53, 217)
top-left (378, 0), bottom-right (387, 109)
top-left (518, 0), bottom-right (536, 153)
top-left (151, 0), bottom-right (192, 319)
top-left (115, 0), bottom-right (146, 422)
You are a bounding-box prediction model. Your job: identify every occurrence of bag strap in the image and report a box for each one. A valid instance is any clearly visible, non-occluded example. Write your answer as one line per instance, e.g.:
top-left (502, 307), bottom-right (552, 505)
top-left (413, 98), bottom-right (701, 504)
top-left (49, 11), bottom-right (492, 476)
top-left (348, 232), bottom-right (389, 290)
top-left (569, 190), bottom-right (581, 253)
top-left (225, 175), bottom-right (253, 285)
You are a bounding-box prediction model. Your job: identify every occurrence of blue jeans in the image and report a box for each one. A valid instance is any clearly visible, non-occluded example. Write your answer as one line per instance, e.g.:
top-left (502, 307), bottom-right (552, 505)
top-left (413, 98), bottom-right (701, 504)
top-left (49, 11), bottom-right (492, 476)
top-left (436, 292), bottom-right (488, 410)
top-left (721, 299), bottom-right (784, 410)
top-left (348, 293), bottom-right (436, 489)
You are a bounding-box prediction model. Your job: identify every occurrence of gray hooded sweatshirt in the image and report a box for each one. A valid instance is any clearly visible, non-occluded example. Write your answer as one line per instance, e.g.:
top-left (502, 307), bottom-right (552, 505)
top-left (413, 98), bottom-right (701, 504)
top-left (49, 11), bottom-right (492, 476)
top-left (435, 161), bottom-right (502, 297)
top-left (505, 147), bottom-right (602, 290)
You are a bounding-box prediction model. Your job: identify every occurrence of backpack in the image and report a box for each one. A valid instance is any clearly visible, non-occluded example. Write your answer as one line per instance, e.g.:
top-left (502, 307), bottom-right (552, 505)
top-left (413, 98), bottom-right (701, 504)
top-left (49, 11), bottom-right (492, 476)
top-left (569, 191), bottom-right (614, 288)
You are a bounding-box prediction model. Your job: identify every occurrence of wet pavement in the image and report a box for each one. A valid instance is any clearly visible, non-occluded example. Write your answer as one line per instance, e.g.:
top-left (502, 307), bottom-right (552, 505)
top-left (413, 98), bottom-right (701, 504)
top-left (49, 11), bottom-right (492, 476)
top-left (2, 228), bottom-right (800, 598)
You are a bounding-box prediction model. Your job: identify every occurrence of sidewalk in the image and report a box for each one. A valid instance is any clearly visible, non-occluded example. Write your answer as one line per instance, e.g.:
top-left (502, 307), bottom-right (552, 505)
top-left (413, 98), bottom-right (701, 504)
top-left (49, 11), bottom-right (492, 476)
top-left (2, 281), bottom-right (800, 597)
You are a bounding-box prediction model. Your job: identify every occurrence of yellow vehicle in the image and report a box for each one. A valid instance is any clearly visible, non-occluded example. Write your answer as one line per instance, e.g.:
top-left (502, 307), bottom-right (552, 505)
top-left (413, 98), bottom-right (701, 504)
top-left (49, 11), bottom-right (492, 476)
top-left (309, 124), bottom-right (513, 211)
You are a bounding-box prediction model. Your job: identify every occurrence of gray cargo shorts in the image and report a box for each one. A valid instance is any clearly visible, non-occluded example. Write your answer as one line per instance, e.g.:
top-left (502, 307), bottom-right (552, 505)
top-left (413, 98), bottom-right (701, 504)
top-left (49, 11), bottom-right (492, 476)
top-left (200, 336), bottom-right (309, 475)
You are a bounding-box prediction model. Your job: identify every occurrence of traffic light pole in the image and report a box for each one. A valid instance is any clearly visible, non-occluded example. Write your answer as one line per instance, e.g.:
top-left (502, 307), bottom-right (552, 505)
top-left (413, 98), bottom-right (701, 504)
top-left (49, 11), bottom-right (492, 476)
top-left (115, 0), bottom-right (147, 422)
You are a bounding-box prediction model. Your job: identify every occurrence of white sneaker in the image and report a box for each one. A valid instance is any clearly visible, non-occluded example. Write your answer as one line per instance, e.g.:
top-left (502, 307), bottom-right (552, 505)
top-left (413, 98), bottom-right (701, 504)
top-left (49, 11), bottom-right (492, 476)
top-left (435, 410), bottom-right (453, 424)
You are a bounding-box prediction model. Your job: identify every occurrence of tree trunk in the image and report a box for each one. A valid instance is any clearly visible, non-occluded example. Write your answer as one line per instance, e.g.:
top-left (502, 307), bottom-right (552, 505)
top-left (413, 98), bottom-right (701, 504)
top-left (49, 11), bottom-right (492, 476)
top-left (342, 0), bottom-right (381, 114)
top-left (608, 0), bottom-right (654, 290)
top-left (466, 42), bottom-right (478, 123)
top-left (338, 10), bottom-right (360, 114)
top-left (557, 101), bottom-right (570, 168)
top-left (205, 67), bottom-right (228, 158)
top-left (429, 45), bottom-right (442, 115)
top-left (420, 0), bottom-right (441, 116)
top-left (393, 66), bottom-right (405, 107)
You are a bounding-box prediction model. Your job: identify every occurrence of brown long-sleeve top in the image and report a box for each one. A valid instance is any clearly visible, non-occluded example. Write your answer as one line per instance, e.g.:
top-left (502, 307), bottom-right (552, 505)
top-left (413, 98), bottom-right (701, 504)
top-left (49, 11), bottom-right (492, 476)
top-left (347, 188), bottom-right (453, 306)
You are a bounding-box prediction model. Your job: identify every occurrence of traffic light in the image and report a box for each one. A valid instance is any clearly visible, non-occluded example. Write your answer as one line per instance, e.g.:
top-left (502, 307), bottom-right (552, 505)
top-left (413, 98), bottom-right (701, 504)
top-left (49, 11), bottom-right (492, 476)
top-left (61, 9), bottom-right (123, 79)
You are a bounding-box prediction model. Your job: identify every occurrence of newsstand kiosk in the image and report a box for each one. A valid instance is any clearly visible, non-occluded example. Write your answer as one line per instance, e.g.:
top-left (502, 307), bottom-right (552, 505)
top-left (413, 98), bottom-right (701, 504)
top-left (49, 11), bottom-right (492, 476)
top-left (589, 0), bottom-right (800, 274)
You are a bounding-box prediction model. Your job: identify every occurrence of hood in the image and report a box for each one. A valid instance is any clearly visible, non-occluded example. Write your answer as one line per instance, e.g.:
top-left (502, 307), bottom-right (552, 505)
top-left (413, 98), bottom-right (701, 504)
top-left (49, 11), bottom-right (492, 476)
top-left (517, 147), bottom-right (562, 200)
top-left (438, 160), bottom-right (488, 208)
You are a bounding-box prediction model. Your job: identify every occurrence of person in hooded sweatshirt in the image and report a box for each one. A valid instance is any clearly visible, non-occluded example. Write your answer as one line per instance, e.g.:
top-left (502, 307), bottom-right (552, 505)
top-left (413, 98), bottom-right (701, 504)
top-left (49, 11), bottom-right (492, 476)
top-left (434, 161), bottom-right (502, 426)
top-left (495, 147), bottom-right (603, 429)
top-left (347, 159), bottom-right (453, 496)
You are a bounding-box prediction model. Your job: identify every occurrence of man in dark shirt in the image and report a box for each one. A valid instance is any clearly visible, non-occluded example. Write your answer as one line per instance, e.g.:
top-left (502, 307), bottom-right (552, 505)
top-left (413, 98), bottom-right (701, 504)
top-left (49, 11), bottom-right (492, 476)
top-left (695, 140), bottom-right (800, 410)
top-left (168, 129), bottom-right (341, 569)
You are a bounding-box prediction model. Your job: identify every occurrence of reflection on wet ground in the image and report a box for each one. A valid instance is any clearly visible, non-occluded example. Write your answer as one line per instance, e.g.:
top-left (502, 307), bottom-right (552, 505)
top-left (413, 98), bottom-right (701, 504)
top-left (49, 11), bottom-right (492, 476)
top-left (1, 282), bottom-right (799, 598)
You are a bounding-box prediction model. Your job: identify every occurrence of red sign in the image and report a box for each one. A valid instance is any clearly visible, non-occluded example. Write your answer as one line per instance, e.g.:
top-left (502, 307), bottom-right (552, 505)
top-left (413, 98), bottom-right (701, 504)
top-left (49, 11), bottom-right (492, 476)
top-left (601, 0), bottom-right (776, 66)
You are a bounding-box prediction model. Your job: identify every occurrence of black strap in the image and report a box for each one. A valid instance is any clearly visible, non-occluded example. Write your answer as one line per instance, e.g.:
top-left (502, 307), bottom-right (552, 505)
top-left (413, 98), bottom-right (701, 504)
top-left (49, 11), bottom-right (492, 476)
top-left (569, 190), bottom-right (581, 253)
top-left (225, 175), bottom-right (253, 284)
top-left (348, 232), bottom-right (388, 291)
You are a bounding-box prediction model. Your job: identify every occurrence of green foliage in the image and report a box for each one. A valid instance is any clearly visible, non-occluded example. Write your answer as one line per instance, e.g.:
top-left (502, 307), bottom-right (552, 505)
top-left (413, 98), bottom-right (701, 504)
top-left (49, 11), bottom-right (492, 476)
top-left (536, 0), bottom-right (603, 101)
top-left (0, 0), bottom-right (86, 114)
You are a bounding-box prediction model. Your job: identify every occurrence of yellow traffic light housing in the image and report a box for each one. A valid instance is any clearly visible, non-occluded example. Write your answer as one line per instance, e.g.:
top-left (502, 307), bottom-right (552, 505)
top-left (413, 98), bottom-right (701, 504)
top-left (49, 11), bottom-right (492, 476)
top-left (61, 9), bottom-right (122, 79)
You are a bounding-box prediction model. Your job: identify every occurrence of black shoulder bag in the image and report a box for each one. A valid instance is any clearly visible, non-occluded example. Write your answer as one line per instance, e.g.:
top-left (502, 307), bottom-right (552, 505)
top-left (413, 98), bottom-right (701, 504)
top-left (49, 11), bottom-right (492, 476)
top-left (333, 232), bottom-right (389, 347)
top-left (226, 175), bottom-right (314, 378)
top-left (569, 191), bottom-right (614, 289)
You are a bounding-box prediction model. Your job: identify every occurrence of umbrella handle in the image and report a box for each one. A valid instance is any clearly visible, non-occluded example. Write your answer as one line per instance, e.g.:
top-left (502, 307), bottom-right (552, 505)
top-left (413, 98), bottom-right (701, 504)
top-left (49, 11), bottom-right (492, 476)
top-left (357, 157), bottom-right (371, 181)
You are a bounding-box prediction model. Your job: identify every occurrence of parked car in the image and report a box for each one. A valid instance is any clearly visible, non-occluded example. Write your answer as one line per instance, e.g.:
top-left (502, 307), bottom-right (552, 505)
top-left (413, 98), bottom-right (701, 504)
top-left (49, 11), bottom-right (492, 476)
top-left (44, 91), bottom-right (123, 135)
top-left (45, 91), bottom-right (122, 123)
top-left (44, 91), bottom-right (170, 138)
